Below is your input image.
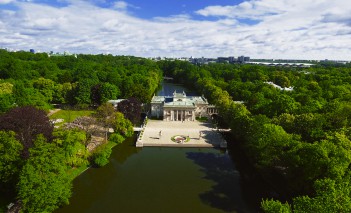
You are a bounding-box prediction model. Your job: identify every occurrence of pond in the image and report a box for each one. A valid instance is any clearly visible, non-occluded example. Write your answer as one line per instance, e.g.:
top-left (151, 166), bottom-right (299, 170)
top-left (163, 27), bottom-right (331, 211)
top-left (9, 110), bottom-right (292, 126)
top-left (55, 137), bottom-right (256, 213)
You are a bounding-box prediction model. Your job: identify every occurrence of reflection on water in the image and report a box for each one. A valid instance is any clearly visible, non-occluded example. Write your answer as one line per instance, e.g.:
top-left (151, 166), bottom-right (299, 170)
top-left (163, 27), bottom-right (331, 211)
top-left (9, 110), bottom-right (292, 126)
top-left (186, 151), bottom-right (252, 213)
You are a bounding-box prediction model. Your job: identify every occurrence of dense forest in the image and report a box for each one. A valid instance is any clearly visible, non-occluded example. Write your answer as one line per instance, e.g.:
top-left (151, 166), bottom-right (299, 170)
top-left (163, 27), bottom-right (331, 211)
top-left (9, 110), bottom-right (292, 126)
top-left (0, 50), bottom-right (161, 212)
top-left (158, 60), bottom-right (351, 212)
top-left (0, 49), bottom-right (162, 111)
top-left (1, 49), bottom-right (351, 212)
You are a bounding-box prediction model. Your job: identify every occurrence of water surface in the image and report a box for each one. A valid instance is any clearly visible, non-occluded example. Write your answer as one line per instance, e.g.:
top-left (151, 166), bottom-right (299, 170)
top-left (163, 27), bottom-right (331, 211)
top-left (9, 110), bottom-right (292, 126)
top-left (55, 137), bottom-right (254, 213)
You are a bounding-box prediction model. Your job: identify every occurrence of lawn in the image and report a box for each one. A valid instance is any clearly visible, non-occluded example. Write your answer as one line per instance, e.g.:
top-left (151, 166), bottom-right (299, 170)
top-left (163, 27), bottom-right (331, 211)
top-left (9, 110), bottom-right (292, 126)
top-left (196, 116), bottom-right (208, 122)
top-left (50, 109), bottom-right (94, 123)
top-left (67, 164), bottom-right (90, 181)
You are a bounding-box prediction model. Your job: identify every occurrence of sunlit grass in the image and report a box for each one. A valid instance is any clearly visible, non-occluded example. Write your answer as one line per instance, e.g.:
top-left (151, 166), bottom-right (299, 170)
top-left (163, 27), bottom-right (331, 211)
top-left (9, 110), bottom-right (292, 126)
top-left (196, 117), bottom-right (208, 122)
top-left (67, 165), bottom-right (90, 181)
top-left (50, 109), bottom-right (94, 123)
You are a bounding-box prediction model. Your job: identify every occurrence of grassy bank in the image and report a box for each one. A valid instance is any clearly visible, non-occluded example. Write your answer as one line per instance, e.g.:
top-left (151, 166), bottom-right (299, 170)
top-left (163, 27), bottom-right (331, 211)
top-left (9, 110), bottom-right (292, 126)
top-left (66, 140), bottom-right (119, 181)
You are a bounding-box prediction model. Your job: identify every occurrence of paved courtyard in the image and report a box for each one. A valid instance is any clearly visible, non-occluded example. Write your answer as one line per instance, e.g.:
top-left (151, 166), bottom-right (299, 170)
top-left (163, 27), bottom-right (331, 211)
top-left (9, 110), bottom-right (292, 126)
top-left (139, 119), bottom-right (226, 147)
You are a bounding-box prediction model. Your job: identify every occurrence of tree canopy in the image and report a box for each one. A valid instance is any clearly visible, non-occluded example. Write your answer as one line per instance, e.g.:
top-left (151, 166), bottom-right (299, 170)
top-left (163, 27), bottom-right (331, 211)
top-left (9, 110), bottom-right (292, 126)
top-left (18, 135), bottom-right (72, 213)
top-left (0, 106), bottom-right (53, 159)
top-left (0, 50), bottom-right (162, 111)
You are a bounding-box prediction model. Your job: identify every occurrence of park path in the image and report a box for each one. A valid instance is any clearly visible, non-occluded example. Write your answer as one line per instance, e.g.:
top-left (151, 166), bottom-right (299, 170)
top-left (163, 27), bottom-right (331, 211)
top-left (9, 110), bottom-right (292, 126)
top-left (47, 108), bottom-right (61, 117)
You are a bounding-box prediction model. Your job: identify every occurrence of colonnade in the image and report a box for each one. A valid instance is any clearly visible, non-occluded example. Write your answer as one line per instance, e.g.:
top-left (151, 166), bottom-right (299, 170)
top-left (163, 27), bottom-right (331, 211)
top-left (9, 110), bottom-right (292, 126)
top-left (207, 108), bottom-right (218, 115)
top-left (164, 109), bottom-right (196, 121)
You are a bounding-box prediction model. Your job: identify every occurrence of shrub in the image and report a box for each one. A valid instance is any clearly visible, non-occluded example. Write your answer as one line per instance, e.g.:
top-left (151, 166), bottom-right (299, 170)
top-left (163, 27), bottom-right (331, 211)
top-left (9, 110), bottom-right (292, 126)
top-left (109, 133), bottom-right (125, 144)
top-left (91, 144), bottom-right (112, 167)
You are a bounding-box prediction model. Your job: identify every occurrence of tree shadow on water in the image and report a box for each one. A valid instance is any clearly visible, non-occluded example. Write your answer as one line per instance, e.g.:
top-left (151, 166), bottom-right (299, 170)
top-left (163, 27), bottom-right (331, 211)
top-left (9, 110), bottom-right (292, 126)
top-left (186, 152), bottom-right (253, 213)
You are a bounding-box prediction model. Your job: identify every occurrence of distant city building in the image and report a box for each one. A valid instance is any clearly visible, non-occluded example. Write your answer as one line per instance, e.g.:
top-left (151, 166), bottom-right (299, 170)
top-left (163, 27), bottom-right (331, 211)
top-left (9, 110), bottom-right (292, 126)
top-left (238, 56), bottom-right (244, 63)
top-left (217, 57), bottom-right (229, 63)
top-left (151, 55), bottom-right (251, 65)
top-left (29, 49), bottom-right (35, 53)
top-left (228, 56), bottom-right (236, 63)
top-left (190, 56), bottom-right (250, 65)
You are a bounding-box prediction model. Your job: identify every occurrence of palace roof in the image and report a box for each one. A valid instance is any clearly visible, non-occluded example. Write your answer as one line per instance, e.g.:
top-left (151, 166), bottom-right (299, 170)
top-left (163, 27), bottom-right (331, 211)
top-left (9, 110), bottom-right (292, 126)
top-left (151, 91), bottom-right (208, 108)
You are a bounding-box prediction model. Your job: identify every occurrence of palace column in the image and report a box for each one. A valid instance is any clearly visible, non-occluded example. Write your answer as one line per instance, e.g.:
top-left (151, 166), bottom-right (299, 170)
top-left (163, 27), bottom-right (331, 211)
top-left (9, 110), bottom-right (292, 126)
top-left (176, 110), bottom-right (178, 121)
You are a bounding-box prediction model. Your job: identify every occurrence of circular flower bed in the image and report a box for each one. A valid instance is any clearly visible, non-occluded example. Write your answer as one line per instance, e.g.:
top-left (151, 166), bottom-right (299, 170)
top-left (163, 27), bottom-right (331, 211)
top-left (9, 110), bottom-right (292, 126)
top-left (171, 135), bottom-right (190, 143)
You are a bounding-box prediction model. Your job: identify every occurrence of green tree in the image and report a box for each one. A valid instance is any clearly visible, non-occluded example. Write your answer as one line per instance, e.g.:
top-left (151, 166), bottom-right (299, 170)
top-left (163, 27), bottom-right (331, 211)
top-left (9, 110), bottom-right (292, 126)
top-left (0, 131), bottom-right (23, 184)
top-left (75, 78), bottom-right (96, 106)
top-left (91, 83), bottom-right (120, 105)
top-left (247, 123), bottom-right (294, 168)
top-left (275, 113), bottom-right (326, 142)
top-left (18, 135), bottom-right (71, 213)
top-left (0, 93), bottom-right (14, 113)
top-left (33, 77), bottom-right (56, 103)
top-left (222, 101), bottom-right (252, 140)
top-left (293, 178), bottom-right (351, 213)
top-left (91, 143), bottom-right (112, 167)
top-left (0, 82), bottom-right (13, 95)
top-left (272, 73), bottom-right (291, 88)
top-left (109, 133), bottom-right (125, 144)
top-left (113, 112), bottom-right (133, 137)
top-left (270, 93), bottom-right (299, 117)
top-left (13, 81), bottom-right (50, 109)
top-left (53, 129), bottom-right (89, 167)
top-left (261, 199), bottom-right (291, 213)
top-left (100, 82), bottom-right (120, 103)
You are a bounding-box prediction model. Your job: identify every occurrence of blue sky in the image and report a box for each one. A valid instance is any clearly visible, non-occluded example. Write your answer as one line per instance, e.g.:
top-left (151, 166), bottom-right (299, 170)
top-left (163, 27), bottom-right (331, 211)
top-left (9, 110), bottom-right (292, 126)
top-left (111, 0), bottom-right (243, 19)
top-left (0, 0), bottom-right (350, 60)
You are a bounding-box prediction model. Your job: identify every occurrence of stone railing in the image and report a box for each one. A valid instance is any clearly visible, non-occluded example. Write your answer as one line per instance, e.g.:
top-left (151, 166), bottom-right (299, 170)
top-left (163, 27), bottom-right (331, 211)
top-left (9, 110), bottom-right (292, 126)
top-left (136, 116), bottom-right (148, 147)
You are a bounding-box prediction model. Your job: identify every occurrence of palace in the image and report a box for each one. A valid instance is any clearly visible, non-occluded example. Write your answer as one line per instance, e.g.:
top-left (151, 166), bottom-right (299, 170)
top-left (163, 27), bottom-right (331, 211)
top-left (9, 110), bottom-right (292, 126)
top-left (150, 91), bottom-right (217, 121)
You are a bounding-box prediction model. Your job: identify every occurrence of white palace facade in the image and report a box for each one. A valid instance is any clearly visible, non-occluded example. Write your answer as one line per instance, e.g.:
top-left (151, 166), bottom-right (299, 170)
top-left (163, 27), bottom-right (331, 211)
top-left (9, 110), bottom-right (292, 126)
top-left (150, 91), bottom-right (217, 121)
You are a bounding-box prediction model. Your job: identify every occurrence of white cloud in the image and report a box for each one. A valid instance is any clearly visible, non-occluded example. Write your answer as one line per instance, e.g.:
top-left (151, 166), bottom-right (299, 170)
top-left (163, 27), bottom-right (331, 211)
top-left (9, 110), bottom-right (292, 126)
top-left (0, 0), bottom-right (350, 60)
top-left (112, 1), bottom-right (139, 11)
top-left (0, 0), bottom-right (15, 4)
top-left (113, 1), bottom-right (127, 10)
top-left (195, 0), bottom-right (287, 20)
